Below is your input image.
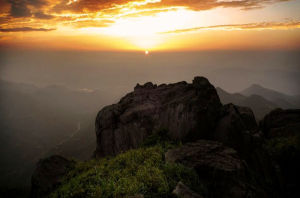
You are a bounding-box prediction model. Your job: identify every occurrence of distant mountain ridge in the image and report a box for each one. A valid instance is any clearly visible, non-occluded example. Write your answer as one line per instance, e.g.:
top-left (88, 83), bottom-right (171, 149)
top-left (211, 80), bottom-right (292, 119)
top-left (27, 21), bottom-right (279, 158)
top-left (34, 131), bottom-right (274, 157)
top-left (240, 84), bottom-right (300, 109)
top-left (216, 87), bottom-right (278, 121)
top-left (217, 84), bottom-right (300, 121)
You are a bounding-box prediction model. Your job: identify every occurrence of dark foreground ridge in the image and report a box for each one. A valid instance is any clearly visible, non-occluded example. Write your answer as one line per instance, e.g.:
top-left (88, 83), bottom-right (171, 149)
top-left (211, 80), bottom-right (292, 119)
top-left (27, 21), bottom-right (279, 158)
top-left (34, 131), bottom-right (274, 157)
top-left (31, 77), bottom-right (300, 198)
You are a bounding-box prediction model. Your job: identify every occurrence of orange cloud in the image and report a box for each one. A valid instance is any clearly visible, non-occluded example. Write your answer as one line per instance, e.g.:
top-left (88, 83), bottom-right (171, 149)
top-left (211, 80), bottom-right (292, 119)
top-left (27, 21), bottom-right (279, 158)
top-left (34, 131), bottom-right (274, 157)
top-left (0, 0), bottom-right (292, 32)
top-left (0, 27), bottom-right (55, 32)
top-left (50, 0), bottom-right (292, 14)
top-left (67, 19), bottom-right (115, 28)
top-left (160, 21), bottom-right (300, 34)
top-left (1, 0), bottom-right (293, 19)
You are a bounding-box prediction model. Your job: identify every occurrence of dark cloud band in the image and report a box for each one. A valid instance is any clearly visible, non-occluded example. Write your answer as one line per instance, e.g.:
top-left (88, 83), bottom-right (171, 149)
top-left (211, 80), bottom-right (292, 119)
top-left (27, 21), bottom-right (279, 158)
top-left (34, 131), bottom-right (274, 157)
top-left (0, 27), bottom-right (55, 32)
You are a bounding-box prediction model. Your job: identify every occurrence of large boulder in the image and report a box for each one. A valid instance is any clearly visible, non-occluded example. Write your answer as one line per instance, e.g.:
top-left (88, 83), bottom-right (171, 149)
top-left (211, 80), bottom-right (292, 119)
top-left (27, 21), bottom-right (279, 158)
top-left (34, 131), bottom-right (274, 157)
top-left (95, 77), bottom-right (222, 157)
top-left (213, 104), bottom-right (263, 168)
top-left (30, 155), bottom-right (75, 198)
top-left (165, 140), bottom-right (245, 174)
top-left (213, 104), bottom-right (279, 196)
top-left (213, 104), bottom-right (259, 152)
top-left (165, 140), bottom-right (268, 198)
top-left (260, 108), bottom-right (300, 139)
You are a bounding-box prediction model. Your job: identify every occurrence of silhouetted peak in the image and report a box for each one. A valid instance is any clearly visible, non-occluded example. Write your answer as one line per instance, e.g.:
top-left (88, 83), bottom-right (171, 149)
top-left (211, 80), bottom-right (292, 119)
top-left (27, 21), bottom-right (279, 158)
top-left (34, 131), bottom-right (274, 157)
top-left (134, 82), bottom-right (157, 90)
top-left (192, 76), bottom-right (210, 88)
top-left (95, 76), bottom-right (221, 157)
top-left (248, 84), bottom-right (264, 90)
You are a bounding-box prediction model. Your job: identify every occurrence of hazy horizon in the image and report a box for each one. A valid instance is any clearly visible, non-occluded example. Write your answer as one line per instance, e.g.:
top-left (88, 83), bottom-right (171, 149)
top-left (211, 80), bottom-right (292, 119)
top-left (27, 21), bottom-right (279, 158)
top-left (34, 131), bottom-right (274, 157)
top-left (1, 49), bottom-right (299, 96)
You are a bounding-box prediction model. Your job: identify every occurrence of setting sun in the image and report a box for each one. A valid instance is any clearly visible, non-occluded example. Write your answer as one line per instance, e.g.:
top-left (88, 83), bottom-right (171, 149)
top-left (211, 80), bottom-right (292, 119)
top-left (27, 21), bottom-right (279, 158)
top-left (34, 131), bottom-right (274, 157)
top-left (1, 0), bottom-right (300, 196)
top-left (0, 0), bottom-right (299, 50)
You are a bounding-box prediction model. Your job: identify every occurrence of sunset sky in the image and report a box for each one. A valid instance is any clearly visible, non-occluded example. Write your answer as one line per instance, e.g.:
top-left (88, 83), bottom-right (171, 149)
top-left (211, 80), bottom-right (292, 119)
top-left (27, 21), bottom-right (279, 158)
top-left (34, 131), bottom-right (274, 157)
top-left (1, 0), bottom-right (300, 51)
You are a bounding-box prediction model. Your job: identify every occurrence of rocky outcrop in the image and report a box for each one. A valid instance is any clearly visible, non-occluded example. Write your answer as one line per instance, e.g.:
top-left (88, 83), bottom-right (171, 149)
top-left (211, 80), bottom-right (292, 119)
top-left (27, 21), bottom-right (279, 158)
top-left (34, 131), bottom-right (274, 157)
top-left (29, 77), bottom-right (300, 198)
top-left (31, 155), bottom-right (75, 198)
top-left (165, 140), bottom-right (245, 174)
top-left (213, 104), bottom-right (279, 196)
top-left (213, 104), bottom-right (259, 153)
top-left (260, 108), bottom-right (300, 139)
top-left (95, 77), bottom-right (222, 157)
top-left (172, 182), bottom-right (204, 198)
top-left (93, 77), bottom-right (278, 196)
top-left (166, 140), bottom-right (267, 198)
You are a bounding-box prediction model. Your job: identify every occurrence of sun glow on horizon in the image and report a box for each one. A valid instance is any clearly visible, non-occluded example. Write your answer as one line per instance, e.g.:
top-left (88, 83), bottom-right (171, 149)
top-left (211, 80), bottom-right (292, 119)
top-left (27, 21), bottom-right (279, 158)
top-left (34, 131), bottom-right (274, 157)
top-left (95, 8), bottom-right (195, 49)
top-left (1, 0), bottom-right (300, 51)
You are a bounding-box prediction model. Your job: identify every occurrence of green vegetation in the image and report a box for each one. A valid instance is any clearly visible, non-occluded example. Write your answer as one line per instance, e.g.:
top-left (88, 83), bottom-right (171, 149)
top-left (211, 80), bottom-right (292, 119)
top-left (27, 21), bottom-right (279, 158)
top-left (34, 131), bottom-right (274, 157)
top-left (50, 142), bottom-right (201, 198)
top-left (142, 129), bottom-right (171, 147)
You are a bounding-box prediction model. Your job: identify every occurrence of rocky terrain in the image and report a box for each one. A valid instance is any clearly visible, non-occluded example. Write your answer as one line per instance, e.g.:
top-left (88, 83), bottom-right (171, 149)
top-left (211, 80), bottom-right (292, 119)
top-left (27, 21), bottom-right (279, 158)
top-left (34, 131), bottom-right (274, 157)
top-left (95, 77), bottom-right (221, 157)
top-left (30, 77), bottom-right (300, 198)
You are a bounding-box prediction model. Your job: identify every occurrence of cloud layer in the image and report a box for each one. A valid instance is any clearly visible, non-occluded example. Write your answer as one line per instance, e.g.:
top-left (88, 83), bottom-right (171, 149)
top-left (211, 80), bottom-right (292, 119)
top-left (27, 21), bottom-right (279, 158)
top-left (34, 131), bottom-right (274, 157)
top-left (0, 0), bottom-right (296, 32)
top-left (161, 21), bottom-right (300, 34)
top-left (0, 27), bottom-right (55, 32)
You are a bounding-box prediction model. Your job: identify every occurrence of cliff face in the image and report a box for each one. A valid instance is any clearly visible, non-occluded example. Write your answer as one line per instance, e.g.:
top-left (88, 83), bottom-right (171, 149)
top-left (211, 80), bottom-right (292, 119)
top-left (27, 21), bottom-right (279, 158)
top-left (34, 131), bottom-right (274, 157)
top-left (95, 77), bottom-right (222, 157)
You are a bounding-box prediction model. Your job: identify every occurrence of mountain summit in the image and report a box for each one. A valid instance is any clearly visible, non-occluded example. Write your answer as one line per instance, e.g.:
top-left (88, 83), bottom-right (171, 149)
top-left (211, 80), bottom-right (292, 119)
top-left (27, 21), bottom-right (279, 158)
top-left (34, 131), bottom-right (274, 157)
top-left (30, 77), bottom-right (300, 198)
top-left (95, 77), bottom-right (222, 157)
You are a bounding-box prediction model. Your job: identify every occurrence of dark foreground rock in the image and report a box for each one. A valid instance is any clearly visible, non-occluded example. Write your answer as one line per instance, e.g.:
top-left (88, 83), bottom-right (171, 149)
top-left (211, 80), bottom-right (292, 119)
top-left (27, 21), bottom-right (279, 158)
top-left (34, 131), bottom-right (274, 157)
top-left (260, 108), bottom-right (300, 139)
top-left (213, 103), bottom-right (278, 191)
top-left (172, 182), bottom-right (203, 198)
top-left (165, 140), bottom-right (245, 174)
top-left (261, 109), bottom-right (300, 198)
top-left (31, 155), bottom-right (75, 198)
top-left (214, 103), bottom-right (259, 155)
top-left (166, 140), bottom-right (268, 198)
top-left (95, 77), bottom-right (222, 157)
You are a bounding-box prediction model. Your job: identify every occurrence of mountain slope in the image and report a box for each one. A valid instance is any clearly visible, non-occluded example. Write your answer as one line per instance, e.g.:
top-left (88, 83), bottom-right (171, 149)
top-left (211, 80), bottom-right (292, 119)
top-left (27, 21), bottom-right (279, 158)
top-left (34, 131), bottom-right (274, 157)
top-left (240, 84), bottom-right (300, 109)
top-left (46, 114), bottom-right (96, 161)
top-left (0, 80), bottom-right (115, 190)
top-left (216, 87), bottom-right (278, 121)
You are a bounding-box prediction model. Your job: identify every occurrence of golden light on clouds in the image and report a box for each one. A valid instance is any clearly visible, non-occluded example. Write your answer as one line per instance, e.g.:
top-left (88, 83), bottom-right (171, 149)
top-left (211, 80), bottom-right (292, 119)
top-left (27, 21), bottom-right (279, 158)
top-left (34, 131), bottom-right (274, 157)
top-left (0, 0), bottom-right (300, 50)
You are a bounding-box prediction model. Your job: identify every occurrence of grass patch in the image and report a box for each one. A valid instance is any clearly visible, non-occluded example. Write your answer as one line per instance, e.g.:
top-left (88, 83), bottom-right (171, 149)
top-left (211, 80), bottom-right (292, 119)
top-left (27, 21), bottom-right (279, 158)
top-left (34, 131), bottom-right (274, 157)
top-left (50, 145), bottom-right (200, 198)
